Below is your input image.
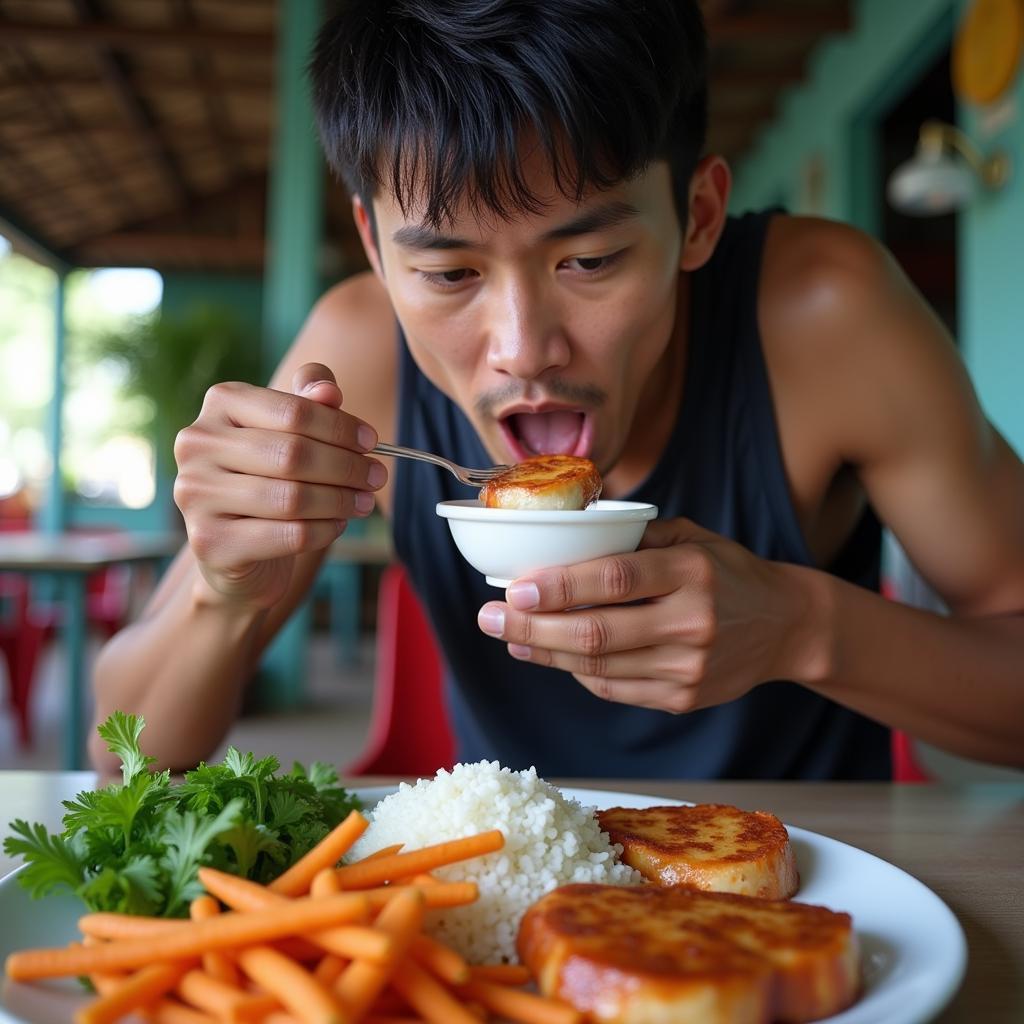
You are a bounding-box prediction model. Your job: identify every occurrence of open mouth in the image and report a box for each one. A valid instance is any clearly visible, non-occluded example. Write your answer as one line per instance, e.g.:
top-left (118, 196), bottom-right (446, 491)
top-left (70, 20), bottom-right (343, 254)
top-left (500, 410), bottom-right (593, 461)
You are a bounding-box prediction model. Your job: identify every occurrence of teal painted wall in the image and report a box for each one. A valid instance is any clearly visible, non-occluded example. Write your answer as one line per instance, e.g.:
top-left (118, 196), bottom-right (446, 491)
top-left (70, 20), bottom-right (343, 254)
top-left (730, 0), bottom-right (1024, 457)
top-left (161, 272), bottom-right (263, 338)
top-left (959, 62), bottom-right (1024, 457)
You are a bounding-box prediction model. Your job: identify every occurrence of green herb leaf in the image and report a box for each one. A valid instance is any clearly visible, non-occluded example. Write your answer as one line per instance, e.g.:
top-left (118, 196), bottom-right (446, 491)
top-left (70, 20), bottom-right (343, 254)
top-left (97, 711), bottom-right (155, 784)
top-left (2, 821), bottom-right (86, 898)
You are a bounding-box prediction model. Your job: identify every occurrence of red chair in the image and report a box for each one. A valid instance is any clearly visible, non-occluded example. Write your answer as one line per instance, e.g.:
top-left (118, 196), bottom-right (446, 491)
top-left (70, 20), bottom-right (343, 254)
top-left (0, 521), bottom-right (131, 748)
top-left (346, 565), bottom-right (456, 776)
top-left (880, 577), bottom-right (933, 783)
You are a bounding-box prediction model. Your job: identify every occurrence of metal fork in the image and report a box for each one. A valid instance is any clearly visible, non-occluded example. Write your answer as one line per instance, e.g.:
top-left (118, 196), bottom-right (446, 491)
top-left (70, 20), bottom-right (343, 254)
top-left (371, 442), bottom-right (511, 486)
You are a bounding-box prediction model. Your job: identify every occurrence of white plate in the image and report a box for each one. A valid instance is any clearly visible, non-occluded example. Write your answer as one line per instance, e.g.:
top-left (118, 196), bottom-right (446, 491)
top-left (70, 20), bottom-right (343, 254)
top-left (0, 786), bottom-right (966, 1024)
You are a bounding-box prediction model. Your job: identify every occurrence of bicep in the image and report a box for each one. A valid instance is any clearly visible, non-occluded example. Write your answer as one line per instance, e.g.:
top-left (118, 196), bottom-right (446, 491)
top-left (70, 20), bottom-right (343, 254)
top-left (848, 289), bottom-right (1024, 617)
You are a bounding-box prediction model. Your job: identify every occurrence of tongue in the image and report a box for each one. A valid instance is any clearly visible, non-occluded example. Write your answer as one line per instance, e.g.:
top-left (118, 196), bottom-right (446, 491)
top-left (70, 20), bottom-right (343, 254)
top-left (512, 411), bottom-right (583, 456)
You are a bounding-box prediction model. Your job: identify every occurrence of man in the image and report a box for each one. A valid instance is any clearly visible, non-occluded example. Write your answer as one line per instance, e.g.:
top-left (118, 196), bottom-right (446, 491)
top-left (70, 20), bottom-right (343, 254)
top-left (91, 0), bottom-right (1024, 778)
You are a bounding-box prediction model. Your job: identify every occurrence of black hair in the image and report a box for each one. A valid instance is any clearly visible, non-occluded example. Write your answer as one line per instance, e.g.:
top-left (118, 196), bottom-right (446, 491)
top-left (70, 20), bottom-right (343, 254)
top-left (310, 0), bottom-right (707, 228)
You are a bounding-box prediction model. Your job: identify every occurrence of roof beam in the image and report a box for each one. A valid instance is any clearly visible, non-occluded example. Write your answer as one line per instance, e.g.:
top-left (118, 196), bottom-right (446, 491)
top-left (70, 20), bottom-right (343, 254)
top-left (0, 15), bottom-right (274, 52)
top-left (0, 205), bottom-right (74, 273)
top-left (708, 8), bottom-right (851, 41)
top-left (72, 0), bottom-right (192, 206)
top-left (71, 232), bottom-right (266, 269)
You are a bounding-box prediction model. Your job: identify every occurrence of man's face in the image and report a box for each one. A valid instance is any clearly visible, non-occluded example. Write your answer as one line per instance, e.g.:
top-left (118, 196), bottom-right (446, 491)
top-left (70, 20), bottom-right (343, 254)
top-left (368, 156), bottom-right (685, 476)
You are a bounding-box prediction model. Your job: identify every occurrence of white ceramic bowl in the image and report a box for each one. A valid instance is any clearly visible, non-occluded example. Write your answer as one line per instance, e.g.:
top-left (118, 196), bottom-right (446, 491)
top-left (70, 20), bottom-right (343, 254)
top-left (436, 499), bottom-right (659, 588)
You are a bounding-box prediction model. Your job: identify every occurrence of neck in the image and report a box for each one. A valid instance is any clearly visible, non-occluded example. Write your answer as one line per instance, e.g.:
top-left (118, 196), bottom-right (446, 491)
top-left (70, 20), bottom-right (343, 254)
top-left (602, 273), bottom-right (690, 499)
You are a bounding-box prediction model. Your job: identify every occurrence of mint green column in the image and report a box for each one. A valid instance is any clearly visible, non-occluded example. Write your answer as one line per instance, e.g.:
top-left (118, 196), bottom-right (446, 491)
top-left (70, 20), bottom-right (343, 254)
top-left (40, 271), bottom-right (68, 535)
top-left (257, 0), bottom-right (326, 709)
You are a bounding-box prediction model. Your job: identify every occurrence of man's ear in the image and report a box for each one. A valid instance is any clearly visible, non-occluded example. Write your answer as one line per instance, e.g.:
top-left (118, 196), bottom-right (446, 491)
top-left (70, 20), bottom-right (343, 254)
top-left (352, 195), bottom-right (386, 282)
top-left (679, 155), bottom-right (732, 272)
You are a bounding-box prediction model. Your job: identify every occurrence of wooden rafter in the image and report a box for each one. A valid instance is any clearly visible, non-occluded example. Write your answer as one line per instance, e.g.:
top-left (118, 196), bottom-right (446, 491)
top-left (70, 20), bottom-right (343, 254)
top-left (0, 15), bottom-right (274, 52)
top-left (72, 0), bottom-right (192, 207)
top-left (708, 8), bottom-right (851, 41)
top-left (0, 46), bottom-right (143, 229)
top-left (172, 0), bottom-right (245, 179)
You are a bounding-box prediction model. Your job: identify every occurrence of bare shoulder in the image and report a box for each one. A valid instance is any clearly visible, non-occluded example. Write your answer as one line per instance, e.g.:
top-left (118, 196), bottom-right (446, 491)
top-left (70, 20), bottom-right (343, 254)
top-left (268, 271), bottom-right (398, 434)
top-left (757, 214), bottom-right (971, 466)
top-left (758, 215), bottom-right (1024, 615)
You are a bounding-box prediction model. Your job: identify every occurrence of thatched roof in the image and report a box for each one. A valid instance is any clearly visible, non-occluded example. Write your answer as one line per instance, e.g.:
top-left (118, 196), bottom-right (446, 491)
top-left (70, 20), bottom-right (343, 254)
top-left (0, 0), bottom-right (851, 274)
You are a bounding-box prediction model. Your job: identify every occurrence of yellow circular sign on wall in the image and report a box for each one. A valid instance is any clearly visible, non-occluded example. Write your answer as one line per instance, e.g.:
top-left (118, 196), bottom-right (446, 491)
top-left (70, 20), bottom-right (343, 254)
top-left (953, 0), bottom-right (1024, 105)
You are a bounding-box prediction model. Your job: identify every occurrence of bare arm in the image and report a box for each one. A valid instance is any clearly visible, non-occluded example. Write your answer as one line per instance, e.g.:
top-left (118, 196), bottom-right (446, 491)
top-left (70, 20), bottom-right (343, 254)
top-left (90, 273), bottom-right (398, 773)
top-left (769, 222), bottom-right (1024, 764)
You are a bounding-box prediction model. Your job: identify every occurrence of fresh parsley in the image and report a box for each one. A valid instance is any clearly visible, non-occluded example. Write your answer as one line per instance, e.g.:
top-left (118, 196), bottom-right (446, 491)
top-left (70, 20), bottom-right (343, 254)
top-left (3, 711), bottom-right (361, 917)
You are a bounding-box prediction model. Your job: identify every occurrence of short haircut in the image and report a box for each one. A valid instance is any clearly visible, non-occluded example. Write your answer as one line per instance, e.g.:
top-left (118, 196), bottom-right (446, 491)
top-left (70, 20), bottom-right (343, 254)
top-left (310, 0), bottom-right (707, 227)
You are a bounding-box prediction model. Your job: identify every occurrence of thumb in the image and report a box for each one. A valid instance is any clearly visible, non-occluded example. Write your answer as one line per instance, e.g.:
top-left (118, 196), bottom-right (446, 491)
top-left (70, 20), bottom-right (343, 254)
top-left (638, 516), bottom-right (719, 550)
top-left (292, 362), bottom-right (343, 407)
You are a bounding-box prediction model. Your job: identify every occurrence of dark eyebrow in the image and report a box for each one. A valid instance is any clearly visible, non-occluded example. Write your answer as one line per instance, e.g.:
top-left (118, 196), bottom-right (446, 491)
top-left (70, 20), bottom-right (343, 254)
top-left (391, 225), bottom-right (478, 251)
top-left (390, 199), bottom-right (641, 251)
top-left (541, 200), bottom-right (640, 241)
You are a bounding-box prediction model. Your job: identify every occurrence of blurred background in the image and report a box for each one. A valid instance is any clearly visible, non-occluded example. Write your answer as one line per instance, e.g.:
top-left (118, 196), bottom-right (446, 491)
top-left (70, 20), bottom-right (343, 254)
top-left (0, 0), bottom-right (1022, 780)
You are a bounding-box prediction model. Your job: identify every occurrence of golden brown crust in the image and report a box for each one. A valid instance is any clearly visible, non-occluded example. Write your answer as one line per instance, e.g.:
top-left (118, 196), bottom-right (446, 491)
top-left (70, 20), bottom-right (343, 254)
top-left (598, 804), bottom-right (799, 899)
top-left (518, 884), bottom-right (860, 1024)
top-left (479, 454), bottom-right (602, 510)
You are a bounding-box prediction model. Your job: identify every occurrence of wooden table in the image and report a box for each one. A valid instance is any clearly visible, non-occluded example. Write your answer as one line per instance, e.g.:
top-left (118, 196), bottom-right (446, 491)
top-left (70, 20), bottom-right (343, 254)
top-left (0, 532), bottom-right (182, 768)
top-left (1, 775), bottom-right (1021, 1022)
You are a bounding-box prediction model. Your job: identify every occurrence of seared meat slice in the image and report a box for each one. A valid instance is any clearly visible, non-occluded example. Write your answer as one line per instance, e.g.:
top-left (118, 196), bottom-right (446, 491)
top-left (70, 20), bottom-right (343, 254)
top-left (480, 455), bottom-right (602, 510)
top-left (518, 884), bottom-right (860, 1024)
top-left (598, 804), bottom-right (799, 899)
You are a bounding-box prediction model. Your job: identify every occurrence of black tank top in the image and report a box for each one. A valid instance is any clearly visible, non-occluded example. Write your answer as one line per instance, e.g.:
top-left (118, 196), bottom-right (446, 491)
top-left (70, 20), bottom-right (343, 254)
top-left (391, 210), bottom-right (891, 779)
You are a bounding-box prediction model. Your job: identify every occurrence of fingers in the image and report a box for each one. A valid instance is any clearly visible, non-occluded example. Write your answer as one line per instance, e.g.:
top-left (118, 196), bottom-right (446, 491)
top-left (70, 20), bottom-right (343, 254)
top-left (177, 469), bottom-right (376, 523)
top-left (198, 379), bottom-right (378, 454)
top-left (570, 674), bottom-right (702, 714)
top-left (291, 362), bottom-right (344, 408)
top-left (507, 642), bottom-right (701, 686)
top-left (637, 516), bottom-right (717, 550)
top-left (477, 601), bottom-right (668, 657)
top-left (187, 516), bottom-right (347, 570)
top-left (185, 425), bottom-right (386, 490)
top-left (503, 546), bottom-right (703, 612)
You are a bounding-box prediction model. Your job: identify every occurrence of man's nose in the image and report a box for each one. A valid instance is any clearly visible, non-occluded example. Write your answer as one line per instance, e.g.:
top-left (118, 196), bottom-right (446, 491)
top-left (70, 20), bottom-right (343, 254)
top-left (484, 277), bottom-right (570, 379)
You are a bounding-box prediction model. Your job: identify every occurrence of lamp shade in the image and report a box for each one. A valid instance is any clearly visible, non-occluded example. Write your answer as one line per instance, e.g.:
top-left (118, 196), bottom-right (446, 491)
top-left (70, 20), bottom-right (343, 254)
top-left (887, 152), bottom-right (977, 215)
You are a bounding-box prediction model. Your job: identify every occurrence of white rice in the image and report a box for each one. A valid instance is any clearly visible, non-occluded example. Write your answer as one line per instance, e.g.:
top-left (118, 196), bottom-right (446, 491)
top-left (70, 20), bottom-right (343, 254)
top-left (348, 760), bottom-right (642, 964)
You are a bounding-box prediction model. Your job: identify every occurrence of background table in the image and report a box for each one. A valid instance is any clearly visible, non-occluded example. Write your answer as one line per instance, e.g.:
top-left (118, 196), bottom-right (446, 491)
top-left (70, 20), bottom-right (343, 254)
top-left (0, 532), bottom-right (181, 768)
top-left (1, 775), bottom-right (1021, 1022)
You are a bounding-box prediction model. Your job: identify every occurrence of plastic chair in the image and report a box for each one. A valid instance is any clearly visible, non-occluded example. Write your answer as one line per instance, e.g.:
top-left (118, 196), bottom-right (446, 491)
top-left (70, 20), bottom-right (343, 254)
top-left (0, 521), bottom-right (132, 748)
top-left (880, 576), bottom-right (933, 783)
top-left (346, 565), bottom-right (456, 776)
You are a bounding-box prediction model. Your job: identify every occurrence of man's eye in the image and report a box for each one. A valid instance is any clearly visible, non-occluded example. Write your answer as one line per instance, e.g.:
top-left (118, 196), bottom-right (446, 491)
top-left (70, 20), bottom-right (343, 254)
top-left (562, 251), bottom-right (624, 274)
top-left (420, 268), bottom-right (478, 287)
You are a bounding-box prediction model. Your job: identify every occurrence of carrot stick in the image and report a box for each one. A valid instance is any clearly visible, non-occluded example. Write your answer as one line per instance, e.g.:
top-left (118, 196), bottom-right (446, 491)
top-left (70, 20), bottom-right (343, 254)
top-left (388, 958), bottom-right (480, 1024)
top-left (270, 811), bottom-right (369, 897)
top-left (351, 844), bottom-right (403, 863)
top-left (461, 978), bottom-right (582, 1024)
top-left (335, 889), bottom-right (424, 1019)
top-left (408, 935), bottom-right (470, 985)
top-left (311, 869), bottom-right (341, 898)
top-left (147, 1000), bottom-right (225, 1024)
top-left (75, 961), bottom-right (193, 1024)
top-left (177, 968), bottom-right (280, 1024)
top-left (469, 964), bottom-right (531, 985)
top-left (363, 882), bottom-right (478, 911)
top-left (7, 893), bottom-right (370, 981)
top-left (313, 954), bottom-right (346, 987)
top-left (235, 945), bottom-right (347, 1024)
top-left (191, 895), bottom-right (241, 988)
top-left (197, 868), bottom-right (394, 964)
top-left (333, 832), bottom-right (503, 889)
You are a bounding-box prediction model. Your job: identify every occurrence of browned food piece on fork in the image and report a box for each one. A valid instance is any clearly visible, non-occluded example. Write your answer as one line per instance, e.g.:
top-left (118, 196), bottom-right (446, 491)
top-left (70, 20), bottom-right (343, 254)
top-left (479, 454), bottom-right (602, 510)
top-left (518, 883), bottom-right (860, 1024)
top-left (597, 804), bottom-right (799, 899)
